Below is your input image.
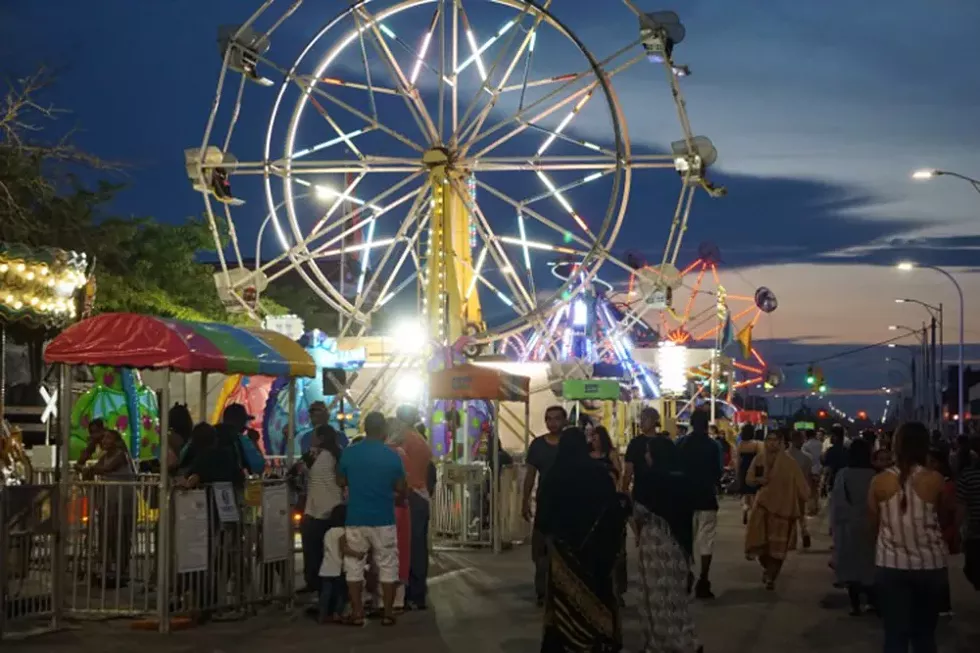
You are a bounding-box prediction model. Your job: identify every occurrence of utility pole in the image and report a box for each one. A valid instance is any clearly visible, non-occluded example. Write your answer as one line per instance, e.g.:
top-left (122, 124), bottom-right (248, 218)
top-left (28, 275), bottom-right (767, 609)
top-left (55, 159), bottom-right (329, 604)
top-left (930, 317), bottom-right (938, 430)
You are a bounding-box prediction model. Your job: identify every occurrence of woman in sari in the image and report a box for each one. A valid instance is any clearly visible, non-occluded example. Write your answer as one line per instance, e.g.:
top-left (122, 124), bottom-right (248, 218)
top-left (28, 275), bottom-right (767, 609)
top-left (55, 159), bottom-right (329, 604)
top-left (745, 429), bottom-right (810, 589)
top-left (589, 425), bottom-right (626, 606)
top-left (633, 430), bottom-right (702, 653)
top-left (537, 428), bottom-right (629, 653)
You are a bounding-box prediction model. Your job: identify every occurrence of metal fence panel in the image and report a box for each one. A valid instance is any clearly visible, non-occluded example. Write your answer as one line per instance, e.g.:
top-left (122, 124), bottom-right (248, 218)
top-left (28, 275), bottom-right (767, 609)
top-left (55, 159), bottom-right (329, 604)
top-left (1, 484), bottom-right (58, 638)
top-left (430, 463), bottom-right (530, 550)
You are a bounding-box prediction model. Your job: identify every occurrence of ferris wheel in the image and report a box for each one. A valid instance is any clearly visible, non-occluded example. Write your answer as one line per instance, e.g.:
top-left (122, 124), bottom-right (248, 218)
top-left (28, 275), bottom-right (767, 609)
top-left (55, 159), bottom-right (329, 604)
top-left (188, 1), bottom-right (721, 352)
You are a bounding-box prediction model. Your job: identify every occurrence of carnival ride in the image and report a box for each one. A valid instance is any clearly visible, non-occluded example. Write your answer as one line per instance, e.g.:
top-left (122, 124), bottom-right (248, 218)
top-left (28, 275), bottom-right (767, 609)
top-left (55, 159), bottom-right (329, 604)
top-left (190, 2), bottom-right (721, 452)
top-left (611, 242), bottom-right (781, 422)
top-left (70, 366), bottom-right (161, 461)
top-left (209, 329), bottom-right (365, 455)
top-left (1, 242), bottom-right (91, 483)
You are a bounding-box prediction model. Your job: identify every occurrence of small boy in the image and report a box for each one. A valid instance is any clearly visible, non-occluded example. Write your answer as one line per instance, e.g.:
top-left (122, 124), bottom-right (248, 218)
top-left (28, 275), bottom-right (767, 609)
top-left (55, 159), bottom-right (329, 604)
top-left (319, 504), bottom-right (360, 623)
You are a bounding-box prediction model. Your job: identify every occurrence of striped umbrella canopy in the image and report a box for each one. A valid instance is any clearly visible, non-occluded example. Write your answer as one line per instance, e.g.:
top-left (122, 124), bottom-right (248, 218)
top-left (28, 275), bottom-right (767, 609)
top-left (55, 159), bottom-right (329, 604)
top-left (44, 313), bottom-right (316, 378)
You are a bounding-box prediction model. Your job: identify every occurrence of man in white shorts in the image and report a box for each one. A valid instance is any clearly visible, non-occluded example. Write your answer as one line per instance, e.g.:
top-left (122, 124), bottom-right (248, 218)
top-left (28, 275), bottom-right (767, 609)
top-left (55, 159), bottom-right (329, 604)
top-left (338, 412), bottom-right (407, 626)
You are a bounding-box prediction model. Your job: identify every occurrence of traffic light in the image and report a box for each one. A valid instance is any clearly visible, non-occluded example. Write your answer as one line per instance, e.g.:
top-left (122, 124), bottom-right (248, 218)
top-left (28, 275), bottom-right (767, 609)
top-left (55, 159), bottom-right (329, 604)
top-left (806, 366), bottom-right (815, 385)
top-left (818, 409), bottom-right (828, 418)
top-left (857, 410), bottom-right (868, 420)
top-left (818, 382), bottom-right (827, 393)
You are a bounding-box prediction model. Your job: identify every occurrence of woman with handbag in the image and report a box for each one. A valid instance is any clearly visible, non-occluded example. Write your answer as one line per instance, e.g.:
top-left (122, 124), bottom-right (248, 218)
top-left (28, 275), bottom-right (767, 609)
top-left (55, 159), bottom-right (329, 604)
top-left (536, 428), bottom-right (629, 652)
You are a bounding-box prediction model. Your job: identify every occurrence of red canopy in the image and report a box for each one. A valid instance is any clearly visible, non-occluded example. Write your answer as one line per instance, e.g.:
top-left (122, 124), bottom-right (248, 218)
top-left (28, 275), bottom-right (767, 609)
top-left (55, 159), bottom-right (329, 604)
top-left (734, 410), bottom-right (767, 425)
top-left (44, 313), bottom-right (316, 377)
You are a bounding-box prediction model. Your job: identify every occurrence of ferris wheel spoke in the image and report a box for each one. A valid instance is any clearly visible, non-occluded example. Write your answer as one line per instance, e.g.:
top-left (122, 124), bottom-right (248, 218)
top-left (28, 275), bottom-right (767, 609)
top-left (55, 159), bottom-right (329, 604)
top-left (474, 178), bottom-right (596, 253)
top-left (464, 156), bottom-right (617, 172)
top-left (466, 46), bottom-right (645, 159)
top-left (453, 0), bottom-right (545, 152)
top-left (270, 157), bottom-right (423, 175)
top-left (339, 188), bottom-right (433, 336)
top-left (260, 173), bottom-right (425, 283)
top-left (302, 182), bottom-right (426, 266)
top-left (352, 5), bottom-right (440, 145)
top-left (449, 177), bottom-right (535, 313)
top-left (351, 10), bottom-right (381, 124)
top-left (282, 126), bottom-right (377, 164)
top-left (368, 211), bottom-right (431, 315)
top-left (305, 172), bottom-right (369, 238)
top-left (286, 70), bottom-right (426, 154)
top-left (466, 81), bottom-right (595, 162)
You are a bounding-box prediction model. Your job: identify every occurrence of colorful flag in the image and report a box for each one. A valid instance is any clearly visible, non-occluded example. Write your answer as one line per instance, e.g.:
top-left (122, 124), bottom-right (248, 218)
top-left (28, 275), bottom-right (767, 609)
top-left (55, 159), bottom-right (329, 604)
top-left (736, 323), bottom-right (753, 359)
top-left (720, 311), bottom-right (734, 349)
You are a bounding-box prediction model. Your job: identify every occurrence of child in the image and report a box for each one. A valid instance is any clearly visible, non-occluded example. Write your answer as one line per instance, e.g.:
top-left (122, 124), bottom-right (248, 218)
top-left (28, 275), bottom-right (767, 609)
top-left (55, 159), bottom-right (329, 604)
top-left (319, 504), bottom-right (359, 623)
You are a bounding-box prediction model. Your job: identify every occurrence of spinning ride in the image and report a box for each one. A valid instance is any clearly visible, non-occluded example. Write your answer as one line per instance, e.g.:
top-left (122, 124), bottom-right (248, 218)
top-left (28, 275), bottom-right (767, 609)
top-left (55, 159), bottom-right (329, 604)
top-left (190, 2), bottom-right (721, 367)
top-left (619, 242), bottom-right (780, 411)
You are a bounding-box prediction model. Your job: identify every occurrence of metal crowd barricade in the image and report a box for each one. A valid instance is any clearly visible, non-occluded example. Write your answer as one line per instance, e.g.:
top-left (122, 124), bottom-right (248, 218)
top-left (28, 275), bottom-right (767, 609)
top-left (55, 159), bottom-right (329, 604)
top-left (430, 462), bottom-right (530, 550)
top-left (431, 462), bottom-right (490, 549)
top-left (63, 475), bottom-right (161, 619)
top-left (168, 478), bottom-right (293, 620)
top-left (0, 484), bottom-right (59, 639)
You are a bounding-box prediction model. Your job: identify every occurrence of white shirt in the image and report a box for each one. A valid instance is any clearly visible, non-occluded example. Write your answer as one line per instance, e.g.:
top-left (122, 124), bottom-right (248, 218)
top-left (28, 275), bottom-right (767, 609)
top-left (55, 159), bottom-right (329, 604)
top-left (875, 467), bottom-right (947, 570)
top-left (304, 450), bottom-right (343, 520)
top-left (319, 527), bottom-right (345, 577)
top-left (801, 439), bottom-right (823, 475)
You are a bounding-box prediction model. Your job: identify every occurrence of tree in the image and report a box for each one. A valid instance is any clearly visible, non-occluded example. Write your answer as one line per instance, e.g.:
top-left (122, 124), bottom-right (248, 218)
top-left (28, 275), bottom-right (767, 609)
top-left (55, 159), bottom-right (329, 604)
top-left (1, 68), bottom-right (286, 324)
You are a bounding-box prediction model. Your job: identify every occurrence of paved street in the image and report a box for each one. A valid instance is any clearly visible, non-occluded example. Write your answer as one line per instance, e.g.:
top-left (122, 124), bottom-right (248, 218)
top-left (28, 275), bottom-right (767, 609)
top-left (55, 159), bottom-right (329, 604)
top-left (5, 499), bottom-right (979, 652)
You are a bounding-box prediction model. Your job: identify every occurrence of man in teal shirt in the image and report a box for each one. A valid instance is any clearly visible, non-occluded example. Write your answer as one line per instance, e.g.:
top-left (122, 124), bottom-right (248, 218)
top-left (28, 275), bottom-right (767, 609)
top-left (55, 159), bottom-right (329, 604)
top-left (338, 412), bottom-right (406, 626)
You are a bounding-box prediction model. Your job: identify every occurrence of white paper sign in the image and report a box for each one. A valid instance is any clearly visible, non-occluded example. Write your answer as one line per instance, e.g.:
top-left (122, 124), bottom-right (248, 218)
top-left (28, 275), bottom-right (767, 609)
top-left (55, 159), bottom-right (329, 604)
top-left (175, 490), bottom-right (209, 573)
top-left (212, 482), bottom-right (240, 523)
top-left (262, 484), bottom-right (290, 563)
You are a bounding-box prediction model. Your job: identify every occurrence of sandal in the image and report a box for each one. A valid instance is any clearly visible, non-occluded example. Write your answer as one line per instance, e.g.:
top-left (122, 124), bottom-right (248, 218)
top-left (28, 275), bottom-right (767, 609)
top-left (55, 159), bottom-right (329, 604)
top-left (342, 615), bottom-right (366, 627)
top-left (381, 615), bottom-right (397, 627)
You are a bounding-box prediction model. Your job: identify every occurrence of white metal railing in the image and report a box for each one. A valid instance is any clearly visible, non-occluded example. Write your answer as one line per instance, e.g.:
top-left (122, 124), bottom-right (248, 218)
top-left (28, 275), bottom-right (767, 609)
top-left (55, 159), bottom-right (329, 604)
top-left (0, 483), bottom-right (59, 638)
top-left (430, 462), bottom-right (530, 550)
top-left (0, 475), bottom-right (295, 638)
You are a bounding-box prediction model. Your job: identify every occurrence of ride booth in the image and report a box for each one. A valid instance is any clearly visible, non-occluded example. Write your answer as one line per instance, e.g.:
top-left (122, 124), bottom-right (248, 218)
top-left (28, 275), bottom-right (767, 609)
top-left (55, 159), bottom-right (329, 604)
top-left (562, 378), bottom-right (632, 449)
top-left (39, 313), bottom-right (314, 634)
top-left (428, 364), bottom-right (530, 553)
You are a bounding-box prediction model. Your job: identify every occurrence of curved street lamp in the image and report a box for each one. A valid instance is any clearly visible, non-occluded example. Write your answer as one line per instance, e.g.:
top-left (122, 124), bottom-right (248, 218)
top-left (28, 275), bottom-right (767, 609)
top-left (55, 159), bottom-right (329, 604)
top-left (911, 168), bottom-right (980, 195)
top-left (897, 262), bottom-right (966, 434)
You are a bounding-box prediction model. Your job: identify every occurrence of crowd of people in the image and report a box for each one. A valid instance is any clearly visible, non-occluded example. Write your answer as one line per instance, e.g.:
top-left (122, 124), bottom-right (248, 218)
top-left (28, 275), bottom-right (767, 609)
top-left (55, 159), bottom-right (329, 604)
top-left (525, 406), bottom-right (980, 653)
top-left (78, 399), bottom-right (436, 627)
top-left (291, 404), bottom-right (435, 627)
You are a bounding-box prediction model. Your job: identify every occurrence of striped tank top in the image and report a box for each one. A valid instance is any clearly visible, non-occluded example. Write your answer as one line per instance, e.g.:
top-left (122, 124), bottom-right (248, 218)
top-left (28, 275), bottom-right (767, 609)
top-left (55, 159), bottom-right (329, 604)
top-left (875, 466), bottom-right (947, 570)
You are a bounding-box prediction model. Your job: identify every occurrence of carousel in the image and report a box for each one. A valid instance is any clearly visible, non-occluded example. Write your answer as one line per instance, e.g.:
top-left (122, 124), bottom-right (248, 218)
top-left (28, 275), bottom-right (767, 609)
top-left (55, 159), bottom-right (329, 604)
top-left (1, 242), bottom-right (90, 485)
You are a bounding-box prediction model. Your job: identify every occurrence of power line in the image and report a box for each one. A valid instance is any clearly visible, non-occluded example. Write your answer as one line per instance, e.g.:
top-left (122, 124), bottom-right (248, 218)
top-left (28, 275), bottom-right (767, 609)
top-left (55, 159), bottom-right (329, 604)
top-left (778, 329), bottom-right (927, 367)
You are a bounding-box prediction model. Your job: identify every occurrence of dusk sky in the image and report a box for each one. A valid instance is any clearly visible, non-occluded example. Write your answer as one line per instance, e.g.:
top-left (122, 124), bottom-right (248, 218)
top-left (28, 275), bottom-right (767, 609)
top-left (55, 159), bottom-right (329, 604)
top-left (4, 0), bottom-right (979, 417)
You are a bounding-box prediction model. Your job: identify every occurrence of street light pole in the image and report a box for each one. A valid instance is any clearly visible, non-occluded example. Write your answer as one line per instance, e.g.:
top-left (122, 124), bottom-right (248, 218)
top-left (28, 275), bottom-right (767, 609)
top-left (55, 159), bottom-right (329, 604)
top-left (896, 298), bottom-right (944, 428)
top-left (911, 168), bottom-right (980, 195)
top-left (897, 263), bottom-right (965, 435)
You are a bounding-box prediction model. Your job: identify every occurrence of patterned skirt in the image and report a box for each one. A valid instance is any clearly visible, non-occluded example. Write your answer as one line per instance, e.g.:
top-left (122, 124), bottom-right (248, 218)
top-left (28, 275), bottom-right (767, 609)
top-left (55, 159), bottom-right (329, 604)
top-left (542, 539), bottom-right (621, 652)
top-left (636, 508), bottom-right (700, 653)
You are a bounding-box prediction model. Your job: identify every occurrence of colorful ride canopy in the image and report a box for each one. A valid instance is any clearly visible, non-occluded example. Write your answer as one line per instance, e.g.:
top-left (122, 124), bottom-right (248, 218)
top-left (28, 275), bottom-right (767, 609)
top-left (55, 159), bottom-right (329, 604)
top-left (44, 312), bottom-right (316, 378)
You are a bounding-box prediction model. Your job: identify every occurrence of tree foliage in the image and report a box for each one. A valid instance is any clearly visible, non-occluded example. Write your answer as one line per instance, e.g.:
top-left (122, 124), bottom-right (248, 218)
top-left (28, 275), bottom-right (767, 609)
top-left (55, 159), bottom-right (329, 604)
top-left (0, 68), bottom-right (287, 325)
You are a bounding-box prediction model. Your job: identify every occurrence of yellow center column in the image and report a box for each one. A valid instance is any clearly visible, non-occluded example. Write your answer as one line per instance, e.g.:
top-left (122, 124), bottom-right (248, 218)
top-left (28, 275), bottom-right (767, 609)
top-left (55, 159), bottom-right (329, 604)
top-left (423, 148), bottom-right (483, 344)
